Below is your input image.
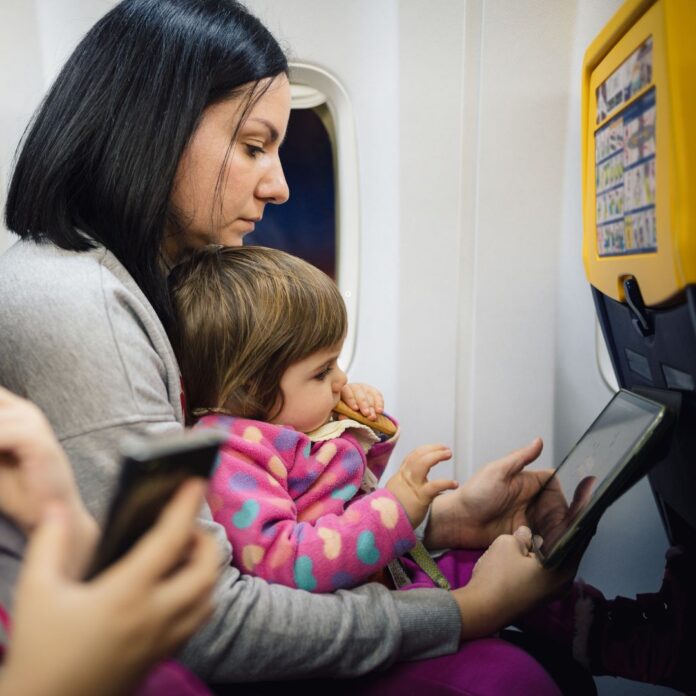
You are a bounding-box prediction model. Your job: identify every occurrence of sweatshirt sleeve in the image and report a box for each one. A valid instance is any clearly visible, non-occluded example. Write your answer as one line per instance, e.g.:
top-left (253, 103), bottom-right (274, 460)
top-left (204, 420), bottom-right (416, 593)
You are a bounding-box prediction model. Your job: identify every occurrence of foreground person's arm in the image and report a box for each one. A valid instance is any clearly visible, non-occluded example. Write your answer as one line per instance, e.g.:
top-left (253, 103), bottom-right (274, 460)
top-left (0, 483), bottom-right (217, 696)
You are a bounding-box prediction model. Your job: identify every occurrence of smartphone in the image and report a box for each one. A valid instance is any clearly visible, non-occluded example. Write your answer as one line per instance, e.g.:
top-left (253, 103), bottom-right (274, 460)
top-left (85, 428), bottom-right (226, 579)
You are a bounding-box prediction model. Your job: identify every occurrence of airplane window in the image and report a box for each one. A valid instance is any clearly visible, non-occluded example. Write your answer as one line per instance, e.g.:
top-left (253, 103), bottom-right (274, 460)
top-left (246, 65), bottom-right (359, 370)
top-left (246, 96), bottom-right (336, 279)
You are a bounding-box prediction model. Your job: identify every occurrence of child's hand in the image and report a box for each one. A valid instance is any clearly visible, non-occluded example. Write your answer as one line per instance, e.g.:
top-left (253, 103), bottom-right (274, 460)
top-left (386, 444), bottom-right (458, 527)
top-left (340, 382), bottom-right (384, 421)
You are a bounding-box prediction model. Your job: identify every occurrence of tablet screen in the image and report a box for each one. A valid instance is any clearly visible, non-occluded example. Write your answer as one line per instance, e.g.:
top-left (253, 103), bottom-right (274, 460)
top-left (530, 390), bottom-right (664, 565)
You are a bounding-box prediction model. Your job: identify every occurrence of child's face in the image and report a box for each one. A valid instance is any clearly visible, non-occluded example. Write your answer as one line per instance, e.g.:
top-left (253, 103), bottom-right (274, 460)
top-left (271, 342), bottom-right (347, 433)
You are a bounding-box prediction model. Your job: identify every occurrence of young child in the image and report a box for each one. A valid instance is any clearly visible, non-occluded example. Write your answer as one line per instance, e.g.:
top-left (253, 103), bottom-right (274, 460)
top-left (169, 245), bottom-right (694, 692)
top-left (169, 244), bottom-right (461, 592)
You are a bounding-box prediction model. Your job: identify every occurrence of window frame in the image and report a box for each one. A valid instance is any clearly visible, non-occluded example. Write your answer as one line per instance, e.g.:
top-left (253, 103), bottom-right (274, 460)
top-left (289, 62), bottom-right (359, 371)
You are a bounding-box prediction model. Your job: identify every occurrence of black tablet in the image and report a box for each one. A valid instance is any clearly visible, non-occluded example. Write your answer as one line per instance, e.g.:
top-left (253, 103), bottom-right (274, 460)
top-left (528, 389), bottom-right (672, 569)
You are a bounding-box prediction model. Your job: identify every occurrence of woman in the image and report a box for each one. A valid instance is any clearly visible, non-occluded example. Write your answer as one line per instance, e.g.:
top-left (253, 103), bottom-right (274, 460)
top-left (0, 0), bottom-right (573, 691)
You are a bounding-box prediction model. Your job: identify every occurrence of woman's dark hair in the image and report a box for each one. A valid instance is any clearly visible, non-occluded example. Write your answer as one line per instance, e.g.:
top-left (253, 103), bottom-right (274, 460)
top-left (5, 0), bottom-right (288, 325)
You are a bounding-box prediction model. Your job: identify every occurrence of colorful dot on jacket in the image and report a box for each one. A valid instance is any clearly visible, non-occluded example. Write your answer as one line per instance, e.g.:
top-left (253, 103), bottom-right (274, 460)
top-left (268, 455), bottom-right (287, 479)
top-left (317, 527), bottom-right (342, 559)
top-left (243, 426), bottom-right (263, 443)
top-left (370, 497), bottom-right (399, 529)
top-left (228, 472), bottom-right (258, 491)
top-left (232, 499), bottom-right (260, 529)
top-left (294, 556), bottom-right (317, 591)
top-left (274, 428), bottom-right (300, 452)
top-left (316, 442), bottom-right (337, 465)
top-left (339, 448), bottom-right (363, 476)
top-left (242, 544), bottom-right (265, 571)
top-left (331, 484), bottom-right (358, 501)
top-left (356, 530), bottom-right (380, 565)
top-left (331, 570), bottom-right (354, 589)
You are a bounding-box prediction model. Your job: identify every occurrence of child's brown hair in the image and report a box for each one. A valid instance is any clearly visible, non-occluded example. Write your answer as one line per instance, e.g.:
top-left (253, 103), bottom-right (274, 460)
top-left (169, 245), bottom-right (347, 422)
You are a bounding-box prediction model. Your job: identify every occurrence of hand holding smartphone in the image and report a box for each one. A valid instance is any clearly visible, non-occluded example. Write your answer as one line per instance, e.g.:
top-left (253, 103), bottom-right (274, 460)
top-left (85, 428), bottom-right (226, 579)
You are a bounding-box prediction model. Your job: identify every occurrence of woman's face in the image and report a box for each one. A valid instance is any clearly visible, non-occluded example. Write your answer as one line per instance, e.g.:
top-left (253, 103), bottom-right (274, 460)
top-left (166, 74), bottom-right (291, 258)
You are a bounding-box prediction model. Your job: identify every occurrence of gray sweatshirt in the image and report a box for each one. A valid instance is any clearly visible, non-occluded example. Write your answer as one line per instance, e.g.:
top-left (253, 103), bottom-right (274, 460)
top-left (0, 239), bottom-right (461, 681)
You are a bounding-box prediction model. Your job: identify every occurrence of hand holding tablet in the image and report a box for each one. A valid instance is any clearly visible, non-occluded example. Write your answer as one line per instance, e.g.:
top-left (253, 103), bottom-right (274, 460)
top-left (528, 389), bottom-right (676, 569)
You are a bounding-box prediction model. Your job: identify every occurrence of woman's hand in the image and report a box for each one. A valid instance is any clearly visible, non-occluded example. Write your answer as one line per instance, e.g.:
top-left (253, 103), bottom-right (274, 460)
top-left (340, 383), bottom-right (384, 422)
top-left (424, 438), bottom-right (554, 550)
top-left (452, 526), bottom-right (576, 641)
top-left (0, 387), bottom-right (98, 576)
top-left (385, 444), bottom-right (458, 528)
top-left (0, 480), bottom-right (218, 696)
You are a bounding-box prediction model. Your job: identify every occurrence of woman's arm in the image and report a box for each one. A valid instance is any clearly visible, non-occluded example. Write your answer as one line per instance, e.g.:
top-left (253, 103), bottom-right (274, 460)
top-left (424, 438), bottom-right (553, 549)
top-left (452, 526), bottom-right (577, 640)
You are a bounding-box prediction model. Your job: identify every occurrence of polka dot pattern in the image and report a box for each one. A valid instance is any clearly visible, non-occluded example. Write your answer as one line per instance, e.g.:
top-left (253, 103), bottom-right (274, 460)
top-left (242, 544), bottom-right (265, 571)
top-left (317, 527), bottom-right (342, 559)
top-left (228, 472), bottom-right (258, 491)
top-left (268, 455), bottom-right (287, 479)
top-left (232, 499), bottom-right (259, 529)
top-left (202, 414), bottom-right (407, 594)
top-left (370, 497), bottom-right (399, 529)
top-left (356, 530), bottom-right (380, 565)
top-left (293, 556), bottom-right (317, 591)
top-left (242, 426), bottom-right (263, 443)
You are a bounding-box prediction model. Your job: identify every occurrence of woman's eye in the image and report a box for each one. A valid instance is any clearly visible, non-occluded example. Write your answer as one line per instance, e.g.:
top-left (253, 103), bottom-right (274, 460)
top-left (245, 144), bottom-right (265, 158)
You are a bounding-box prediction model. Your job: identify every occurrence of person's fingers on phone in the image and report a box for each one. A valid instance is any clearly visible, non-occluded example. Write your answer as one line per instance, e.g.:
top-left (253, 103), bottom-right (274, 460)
top-left (102, 479), bottom-right (207, 585)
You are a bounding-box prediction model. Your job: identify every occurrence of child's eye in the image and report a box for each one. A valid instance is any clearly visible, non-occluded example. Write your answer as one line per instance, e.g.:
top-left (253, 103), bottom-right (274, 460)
top-left (313, 367), bottom-right (332, 381)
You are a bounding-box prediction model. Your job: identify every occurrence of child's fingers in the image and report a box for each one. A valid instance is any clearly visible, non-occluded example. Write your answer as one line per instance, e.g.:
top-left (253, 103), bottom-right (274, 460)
top-left (403, 444), bottom-right (452, 478)
top-left (345, 384), bottom-right (377, 419)
top-left (340, 384), bottom-right (359, 411)
top-left (354, 388), bottom-right (375, 419)
top-left (373, 390), bottom-right (384, 414)
top-left (423, 478), bottom-right (459, 498)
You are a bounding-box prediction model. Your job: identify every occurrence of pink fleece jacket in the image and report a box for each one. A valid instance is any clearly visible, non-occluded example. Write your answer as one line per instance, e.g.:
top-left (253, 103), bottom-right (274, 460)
top-left (197, 415), bottom-right (416, 592)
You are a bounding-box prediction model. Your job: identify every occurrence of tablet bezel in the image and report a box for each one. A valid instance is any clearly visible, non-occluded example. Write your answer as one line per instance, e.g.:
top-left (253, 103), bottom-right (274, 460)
top-left (530, 389), bottom-right (667, 569)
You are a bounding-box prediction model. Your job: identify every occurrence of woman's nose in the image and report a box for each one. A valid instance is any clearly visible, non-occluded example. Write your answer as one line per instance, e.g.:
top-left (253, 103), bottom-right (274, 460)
top-left (256, 158), bottom-right (290, 204)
